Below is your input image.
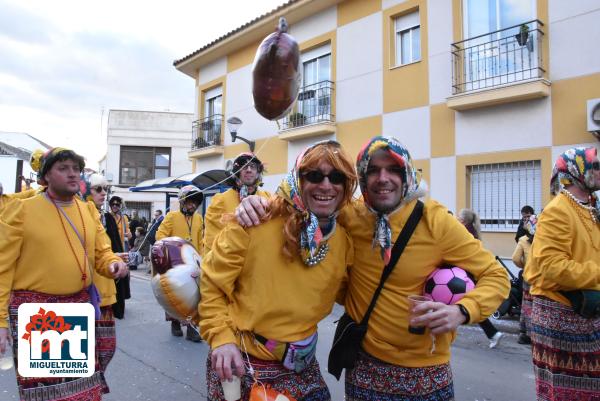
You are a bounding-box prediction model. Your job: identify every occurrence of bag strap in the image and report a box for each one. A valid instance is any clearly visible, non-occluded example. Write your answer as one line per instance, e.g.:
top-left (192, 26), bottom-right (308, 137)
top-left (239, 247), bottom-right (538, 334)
top-left (359, 200), bottom-right (424, 326)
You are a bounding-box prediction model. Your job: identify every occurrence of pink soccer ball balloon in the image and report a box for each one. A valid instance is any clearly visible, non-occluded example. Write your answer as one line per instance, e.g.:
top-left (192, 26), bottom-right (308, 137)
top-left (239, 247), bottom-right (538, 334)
top-left (423, 266), bottom-right (475, 305)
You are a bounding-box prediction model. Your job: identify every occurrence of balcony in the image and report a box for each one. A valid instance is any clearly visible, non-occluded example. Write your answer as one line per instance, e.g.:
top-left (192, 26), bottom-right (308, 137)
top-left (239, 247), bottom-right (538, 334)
top-left (447, 20), bottom-right (550, 111)
top-left (189, 114), bottom-right (224, 158)
top-left (279, 80), bottom-right (336, 141)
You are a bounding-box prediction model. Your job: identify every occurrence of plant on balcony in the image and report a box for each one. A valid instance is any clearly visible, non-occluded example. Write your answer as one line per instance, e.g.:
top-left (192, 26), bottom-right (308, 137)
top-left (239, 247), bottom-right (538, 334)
top-left (288, 112), bottom-right (307, 128)
top-left (515, 24), bottom-right (529, 47)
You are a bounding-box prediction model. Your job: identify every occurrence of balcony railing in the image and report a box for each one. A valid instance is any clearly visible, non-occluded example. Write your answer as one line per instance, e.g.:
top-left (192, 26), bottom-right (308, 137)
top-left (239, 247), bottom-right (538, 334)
top-left (192, 114), bottom-right (223, 150)
top-left (451, 20), bottom-right (545, 95)
top-left (280, 80), bottom-right (335, 130)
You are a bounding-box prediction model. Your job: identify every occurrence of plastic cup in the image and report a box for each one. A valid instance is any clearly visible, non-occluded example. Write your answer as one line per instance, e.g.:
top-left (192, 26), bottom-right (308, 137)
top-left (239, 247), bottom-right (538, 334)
top-left (407, 294), bottom-right (432, 335)
top-left (221, 375), bottom-right (241, 401)
top-left (0, 346), bottom-right (13, 371)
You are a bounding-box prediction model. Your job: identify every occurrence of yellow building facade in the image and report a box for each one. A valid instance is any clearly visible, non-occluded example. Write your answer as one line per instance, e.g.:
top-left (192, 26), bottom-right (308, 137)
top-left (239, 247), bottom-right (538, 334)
top-left (175, 0), bottom-right (600, 257)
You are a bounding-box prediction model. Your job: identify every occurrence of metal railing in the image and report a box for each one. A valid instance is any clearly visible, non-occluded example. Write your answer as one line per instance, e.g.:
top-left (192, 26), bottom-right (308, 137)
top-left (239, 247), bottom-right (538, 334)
top-left (280, 80), bottom-right (335, 130)
top-left (191, 114), bottom-right (223, 150)
top-left (451, 20), bottom-right (545, 95)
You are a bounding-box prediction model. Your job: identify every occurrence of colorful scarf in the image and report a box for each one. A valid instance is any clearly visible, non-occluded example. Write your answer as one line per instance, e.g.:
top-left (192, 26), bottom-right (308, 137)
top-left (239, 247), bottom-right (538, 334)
top-left (550, 147), bottom-right (599, 219)
top-left (356, 136), bottom-right (423, 264)
top-left (275, 141), bottom-right (337, 259)
top-left (524, 214), bottom-right (538, 236)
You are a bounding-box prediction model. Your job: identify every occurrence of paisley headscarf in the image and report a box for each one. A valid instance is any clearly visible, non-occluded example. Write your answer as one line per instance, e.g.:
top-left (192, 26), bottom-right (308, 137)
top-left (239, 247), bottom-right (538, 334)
top-left (275, 141), bottom-right (340, 259)
top-left (551, 147), bottom-right (599, 218)
top-left (356, 136), bottom-right (426, 264)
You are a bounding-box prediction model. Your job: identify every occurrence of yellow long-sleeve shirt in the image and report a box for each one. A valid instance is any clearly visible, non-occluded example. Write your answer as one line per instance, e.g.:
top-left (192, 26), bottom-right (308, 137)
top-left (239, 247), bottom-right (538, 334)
top-left (0, 194), bottom-right (120, 328)
top-left (156, 210), bottom-right (203, 255)
top-left (203, 188), bottom-right (271, 254)
top-left (524, 193), bottom-right (600, 305)
top-left (338, 199), bottom-right (510, 367)
top-left (512, 236), bottom-right (532, 269)
top-left (199, 216), bottom-right (353, 360)
top-left (89, 207), bottom-right (117, 307)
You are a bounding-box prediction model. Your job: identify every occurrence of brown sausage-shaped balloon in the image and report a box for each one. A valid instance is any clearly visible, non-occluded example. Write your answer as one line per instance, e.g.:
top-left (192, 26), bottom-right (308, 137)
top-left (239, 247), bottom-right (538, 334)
top-left (252, 17), bottom-right (301, 121)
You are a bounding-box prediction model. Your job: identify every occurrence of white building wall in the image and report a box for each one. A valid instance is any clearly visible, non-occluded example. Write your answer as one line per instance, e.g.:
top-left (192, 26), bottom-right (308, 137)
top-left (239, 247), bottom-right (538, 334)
top-left (198, 57), bottom-right (228, 85)
top-left (455, 98), bottom-right (552, 155)
top-left (286, 133), bottom-right (336, 170)
top-left (382, 106), bottom-right (431, 160)
top-left (430, 156), bottom-right (456, 213)
top-left (548, 7), bottom-right (600, 81)
top-left (289, 6), bottom-right (337, 43)
top-left (428, 0), bottom-right (453, 104)
top-left (548, 0), bottom-right (600, 23)
top-left (0, 157), bottom-right (17, 193)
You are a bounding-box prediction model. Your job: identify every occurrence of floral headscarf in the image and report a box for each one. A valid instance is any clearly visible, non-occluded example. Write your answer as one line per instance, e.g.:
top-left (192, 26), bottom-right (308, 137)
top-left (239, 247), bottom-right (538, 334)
top-left (524, 214), bottom-right (538, 236)
top-left (356, 136), bottom-right (425, 264)
top-left (551, 147), bottom-right (599, 219)
top-left (276, 141), bottom-right (339, 260)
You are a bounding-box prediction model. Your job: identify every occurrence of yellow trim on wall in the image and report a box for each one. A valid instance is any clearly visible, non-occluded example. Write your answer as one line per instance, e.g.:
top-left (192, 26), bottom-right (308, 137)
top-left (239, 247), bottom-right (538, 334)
top-left (452, 0), bottom-right (462, 43)
top-left (413, 158), bottom-right (430, 199)
top-left (480, 232), bottom-right (517, 259)
top-left (537, 0), bottom-right (549, 79)
top-left (197, 77), bottom-right (227, 119)
top-left (552, 73), bottom-right (600, 146)
top-left (227, 40), bottom-right (260, 73)
top-left (456, 147), bottom-right (553, 213)
top-left (336, 115), bottom-right (382, 160)
top-left (382, 0), bottom-right (429, 113)
top-left (430, 103), bottom-right (455, 158)
top-left (224, 136), bottom-right (289, 175)
top-left (337, 0), bottom-right (381, 27)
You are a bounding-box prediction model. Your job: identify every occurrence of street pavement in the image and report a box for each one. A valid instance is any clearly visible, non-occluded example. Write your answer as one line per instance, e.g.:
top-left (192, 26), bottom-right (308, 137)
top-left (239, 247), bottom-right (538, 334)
top-left (1, 266), bottom-right (535, 400)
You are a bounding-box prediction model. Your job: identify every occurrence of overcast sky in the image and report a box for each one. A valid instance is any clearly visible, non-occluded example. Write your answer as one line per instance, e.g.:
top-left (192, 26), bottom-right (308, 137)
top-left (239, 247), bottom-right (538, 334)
top-left (0, 0), bottom-right (284, 167)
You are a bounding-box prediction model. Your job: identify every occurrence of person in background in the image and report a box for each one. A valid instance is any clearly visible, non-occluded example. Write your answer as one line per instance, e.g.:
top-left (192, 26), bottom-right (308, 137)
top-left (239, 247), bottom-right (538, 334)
top-left (128, 210), bottom-right (141, 248)
top-left (156, 185), bottom-right (204, 342)
top-left (0, 147), bottom-right (128, 400)
top-left (511, 214), bottom-right (537, 345)
top-left (201, 141), bottom-right (356, 401)
top-left (79, 172), bottom-right (119, 389)
top-left (203, 152), bottom-right (270, 254)
top-left (515, 205), bottom-right (534, 243)
top-left (524, 147), bottom-right (600, 400)
top-left (457, 208), bottom-right (504, 348)
top-left (104, 195), bottom-right (131, 319)
top-left (148, 209), bottom-right (164, 246)
top-left (132, 226), bottom-right (150, 269)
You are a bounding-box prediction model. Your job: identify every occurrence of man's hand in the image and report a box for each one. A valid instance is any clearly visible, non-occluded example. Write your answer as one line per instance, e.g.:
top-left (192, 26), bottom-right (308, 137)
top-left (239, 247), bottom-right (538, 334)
top-left (410, 302), bottom-right (467, 335)
top-left (0, 328), bottom-right (10, 354)
top-left (211, 343), bottom-right (245, 381)
top-left (110, 260), bottom-right (129, 278)
top-left (234, 195), bottom-right (270, 227)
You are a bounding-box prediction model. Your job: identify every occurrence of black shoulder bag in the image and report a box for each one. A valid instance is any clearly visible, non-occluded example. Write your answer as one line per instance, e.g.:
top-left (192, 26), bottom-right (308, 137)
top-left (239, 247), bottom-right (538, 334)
top-left (328, 200), bottom-right (424, 380)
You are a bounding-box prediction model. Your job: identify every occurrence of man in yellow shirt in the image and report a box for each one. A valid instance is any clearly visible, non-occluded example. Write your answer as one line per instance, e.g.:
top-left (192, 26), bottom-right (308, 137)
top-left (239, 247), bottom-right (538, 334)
top-left (524, 147), bottom-right (600, 401)
top-left (236, 136), bottom-right (509, 400)
top-left (203, 152), bottom-right (270, 254)
top-left (156, 184), bottom-right (204, 342)
top-left (0, 147), bottom-right (128, 401)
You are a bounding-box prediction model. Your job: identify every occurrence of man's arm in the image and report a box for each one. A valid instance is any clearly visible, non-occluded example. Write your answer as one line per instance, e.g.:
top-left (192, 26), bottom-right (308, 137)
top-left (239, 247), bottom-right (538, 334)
top-left (0, 202), bottom-right (24, 335)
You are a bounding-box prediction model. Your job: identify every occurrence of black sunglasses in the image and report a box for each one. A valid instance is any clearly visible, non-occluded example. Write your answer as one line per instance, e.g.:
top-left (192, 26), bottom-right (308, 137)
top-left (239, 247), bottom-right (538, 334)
top-left (302, 170), bottom-right (346, 185)
top-left (93, 186), bottom-right (109, 193)
top-left (110, 203), bottom-right (121, 207)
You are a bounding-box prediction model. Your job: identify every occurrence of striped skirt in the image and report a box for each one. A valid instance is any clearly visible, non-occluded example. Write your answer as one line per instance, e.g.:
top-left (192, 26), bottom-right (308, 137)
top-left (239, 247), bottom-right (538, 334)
top-left (96, 305), bottom-right (116, 391)
top-left (9, 290), bottom-right (107, 401)
top-left (531, 296), bottom-right (600, 401)
top-left (206, 351), bottom-right (330, 401)
top-left (520, 281), bottom-right (533, 336)
top-left (345, 351), bottom-right (454, 401)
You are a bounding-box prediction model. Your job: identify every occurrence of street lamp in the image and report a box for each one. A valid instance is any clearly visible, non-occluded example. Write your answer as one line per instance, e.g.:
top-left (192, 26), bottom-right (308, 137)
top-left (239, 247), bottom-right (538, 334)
top-left (227, 116), bottom-right (255, 152)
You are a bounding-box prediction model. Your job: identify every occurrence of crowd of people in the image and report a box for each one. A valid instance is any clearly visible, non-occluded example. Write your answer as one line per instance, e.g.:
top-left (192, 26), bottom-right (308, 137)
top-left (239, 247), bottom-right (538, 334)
top-left (0, 139), bottom-right (598, 401)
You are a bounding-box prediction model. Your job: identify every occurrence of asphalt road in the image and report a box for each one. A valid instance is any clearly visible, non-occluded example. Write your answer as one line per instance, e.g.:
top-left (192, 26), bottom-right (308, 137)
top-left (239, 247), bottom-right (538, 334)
top-left (1, 267), bottom-right (535, 400)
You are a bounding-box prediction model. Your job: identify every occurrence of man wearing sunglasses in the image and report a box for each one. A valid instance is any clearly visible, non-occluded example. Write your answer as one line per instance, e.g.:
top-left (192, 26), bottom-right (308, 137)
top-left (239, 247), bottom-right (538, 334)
top-left (235, 136), bottom-right (509, 400)
top-left (203, 152), bottom-right (270, 254)
top-left (523, 147), bottom-right (600, 400)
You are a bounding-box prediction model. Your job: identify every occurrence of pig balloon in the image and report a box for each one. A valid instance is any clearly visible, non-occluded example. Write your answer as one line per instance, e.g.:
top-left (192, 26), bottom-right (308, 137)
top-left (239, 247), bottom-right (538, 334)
top-left (252, 17), bottom-right (301, 121)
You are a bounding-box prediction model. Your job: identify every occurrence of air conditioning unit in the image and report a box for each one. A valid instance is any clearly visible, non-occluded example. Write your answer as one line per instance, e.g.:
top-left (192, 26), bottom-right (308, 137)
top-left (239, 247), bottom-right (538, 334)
top-left (587, 98), bottom-right (600, 141)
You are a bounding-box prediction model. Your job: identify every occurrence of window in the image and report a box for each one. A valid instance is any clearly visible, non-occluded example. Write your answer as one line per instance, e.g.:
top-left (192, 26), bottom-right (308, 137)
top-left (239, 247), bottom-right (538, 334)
top-left (119, 146), bottom-right (171, 185)
top-left (394, 11), bottom-right (421, 66)
top-left (468, 160), bottom-right (541, 231)
top-left (204, 86), bottom-right (222, 119)
top-left (200, 86), bottom-right (223, 143)
top-left (296, 44), bottom-right (332, 125)
top-left (463, 0), bottom-right (535, 40)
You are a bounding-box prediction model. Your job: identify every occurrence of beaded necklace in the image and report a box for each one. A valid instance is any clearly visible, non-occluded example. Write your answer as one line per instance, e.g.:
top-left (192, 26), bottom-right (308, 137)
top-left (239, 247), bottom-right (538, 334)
top-left (561, 189), bottom-right (600, 251)
top-left (46, 193), bottom-right (89, 286)
top-left (185, 214), bottom-right (193, 242)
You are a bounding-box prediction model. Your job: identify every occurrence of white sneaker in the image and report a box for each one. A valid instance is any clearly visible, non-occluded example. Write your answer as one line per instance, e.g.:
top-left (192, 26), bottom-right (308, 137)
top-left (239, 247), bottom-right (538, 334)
top-left (489, 332), bottom-right (503, 348)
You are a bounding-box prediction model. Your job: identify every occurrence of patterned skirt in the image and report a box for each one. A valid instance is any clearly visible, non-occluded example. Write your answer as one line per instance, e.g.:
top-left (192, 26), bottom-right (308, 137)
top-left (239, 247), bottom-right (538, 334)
top-left (345, 351), bottom-right (454, 401)
top-left (531, 296), bottom-right (600, 401)
top-left (96, 305), bottom-right (116, 392)
top-left (9, 290), bottom-right (107, 401)
top-left (206, 351), bottom-right (330, 401)
top-left (520, 281), bottom-right (533, 336)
